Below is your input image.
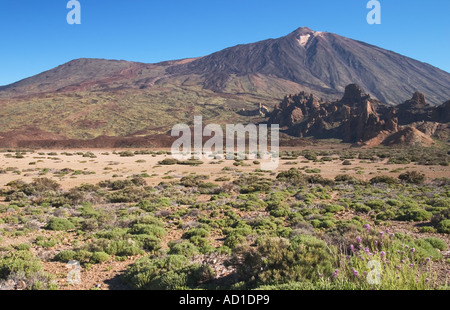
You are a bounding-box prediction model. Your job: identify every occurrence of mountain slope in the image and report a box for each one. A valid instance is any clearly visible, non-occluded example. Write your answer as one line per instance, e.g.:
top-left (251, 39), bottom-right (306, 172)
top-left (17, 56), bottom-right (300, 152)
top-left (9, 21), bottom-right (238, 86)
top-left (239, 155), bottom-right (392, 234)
top-left (0, 27), bottom-right (449, 143)
top-left (167, 27), bottom-right (450, 105)
top-left (2, 27), bottom-right (450, 105)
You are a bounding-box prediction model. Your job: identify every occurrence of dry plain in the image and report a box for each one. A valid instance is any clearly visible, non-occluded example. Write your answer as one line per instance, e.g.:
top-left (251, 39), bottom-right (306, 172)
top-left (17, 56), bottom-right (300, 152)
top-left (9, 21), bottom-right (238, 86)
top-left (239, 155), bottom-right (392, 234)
top-left (0, 147), bottom-right (449, 290)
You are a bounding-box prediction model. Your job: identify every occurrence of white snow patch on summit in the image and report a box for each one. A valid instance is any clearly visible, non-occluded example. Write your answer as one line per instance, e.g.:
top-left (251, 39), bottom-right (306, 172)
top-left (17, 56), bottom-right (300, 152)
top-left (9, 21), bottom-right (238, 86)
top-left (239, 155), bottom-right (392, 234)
top-left (298, 32), bottom-right (324, 47)
top-left (298, 34), bottom-right (311, 47)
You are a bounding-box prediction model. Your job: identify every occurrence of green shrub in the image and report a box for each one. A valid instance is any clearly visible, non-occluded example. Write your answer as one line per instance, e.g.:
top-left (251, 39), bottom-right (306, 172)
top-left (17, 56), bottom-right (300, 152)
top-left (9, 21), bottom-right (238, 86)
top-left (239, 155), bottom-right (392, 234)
top-left (303, 153), bottom-right (317, 161)
top-left (335, 174), bottom-right (359, 184)
top-left (132, 234), bottom-right (161, 252)
top-left (396, 208), bottom-right (432, 222)
top-left (352, 203), bottom-right (371, 213)
top-left (13, 243), bottom-right (31, 251)
top-left (35, 236), bottom-right (57, 248)
top-left (130, 224), bottom-right (166, 239)
top-left (365, 200), bottom-right (384, 211)
top-left (74, 250), bottom-right (92, 263)
top-left (123, 255), bottom-right (214, 290)
top-left (229, 235), bottom-right (335, 287)
top-left (95, 228), bottom-right (128, 240)
top-left (234, 175), bottom-right (273, 193)
top-left (320, 219), bottom-right (336, 229)
top-left (422, 237), bottom-right (447, 251)
top-left (276, 168), bottom-right (307, 185)
top-left (325, 204), bottom-right (345, 213)
top-left (178, 159), bottom-right (204, 166)
top-left (399, 171), bottom-right (426, 184)
top-left (0, 250), bottom-right (43, 279)
top-left (189, 236), bottom-right (210, 248)
top-left (45, 217), bottom-right (75, 231)
top-left (370, 176), bottom-right (398, 185)
top-left (393, 234), bottom-right (443, 261)
top-left (431, 209), bottom-right (450, 226)
top-left (419, 226), bottom-right (436, 233)
top-left (168, 241), bottom-right (199, 258)
top-left (224, 234), bottom-right (247, 249)
top-left (90, 252), bottom-right (111, 264)
top-left (182, 228), bottom-right (210, 239)
top-left (158, 158), bottom-right (178, 165)
top-left (134, 215), bottom-right (165, 227)
top-left (119, 151), bottom-right (135, 157)
top-left (376, 210), bottom-right (396, 220)
top-left (413, 239), bottom-right (443, 260)
top-left (54, 250), bottom-right (76, 262)
top-left (437, 220), bottom-right (450, 234)
top-left (310, 219), bottom-right (322, 229)
top-left (267, 204), bottom-right (290, 218)
top-left (307, 175), bottom-right (334, 186)
top-left (106, 240), bottom-right (144, 257)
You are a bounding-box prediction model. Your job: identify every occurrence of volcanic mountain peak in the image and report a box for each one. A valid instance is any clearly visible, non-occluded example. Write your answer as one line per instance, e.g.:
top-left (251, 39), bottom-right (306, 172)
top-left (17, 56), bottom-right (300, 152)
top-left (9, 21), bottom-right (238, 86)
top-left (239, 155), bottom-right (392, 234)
top-left (291, 27), bottom-right (326, 45)
top-left (2, 26), bottom-right (450, 106)
top-left (291, 26), bottom-right (324, 35)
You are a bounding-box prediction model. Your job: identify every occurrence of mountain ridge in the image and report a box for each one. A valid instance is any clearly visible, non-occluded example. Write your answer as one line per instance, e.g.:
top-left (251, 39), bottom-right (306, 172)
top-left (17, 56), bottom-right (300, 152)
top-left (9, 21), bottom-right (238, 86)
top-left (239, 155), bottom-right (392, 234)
top-left (2, 27), bottom-right (450, 106)
top-left (0, 27), bottom-right (449, 145)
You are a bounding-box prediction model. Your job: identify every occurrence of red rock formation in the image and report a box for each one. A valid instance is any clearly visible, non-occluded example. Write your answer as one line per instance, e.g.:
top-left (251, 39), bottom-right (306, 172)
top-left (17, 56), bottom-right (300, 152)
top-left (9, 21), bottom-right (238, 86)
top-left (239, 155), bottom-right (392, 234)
top-left (267, 84), bottom-right (448, 146)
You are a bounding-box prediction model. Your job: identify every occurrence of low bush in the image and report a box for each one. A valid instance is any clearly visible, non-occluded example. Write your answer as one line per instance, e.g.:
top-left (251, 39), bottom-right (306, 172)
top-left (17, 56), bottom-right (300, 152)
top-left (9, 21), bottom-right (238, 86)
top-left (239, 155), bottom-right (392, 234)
top-left (370, 176), bottom-right (398, 185)
top-left (130, 224), bottom-right (166, 239)
top-left (0, 250), bottom-right (43, 279)
top-left (168, 241), bottom-right (199, 258)
top-left (132, 234), bottom-right (161, 252)
top-left (158, 158), bottom-right (178, 165)
top-left (123, 255), bottom-right (214, 290)
top-left (90, 252), bottom-right (110, 264)
top-left (396, 208), bottom-right (432, 222)
top-left (419, 226), bottom-right (436, 233)
top-left (422, 237), bottom-right (447, 251)
top-left (54, 250), bottom-right (76, 262)
top-left (229, 235), bottom-right (335, 288)
top-left (399, 171), bottom-right (426, 185)
top-left (45, 218), bottom-right (75, 231)
top-left (437, 220), bottom-right (450, 234)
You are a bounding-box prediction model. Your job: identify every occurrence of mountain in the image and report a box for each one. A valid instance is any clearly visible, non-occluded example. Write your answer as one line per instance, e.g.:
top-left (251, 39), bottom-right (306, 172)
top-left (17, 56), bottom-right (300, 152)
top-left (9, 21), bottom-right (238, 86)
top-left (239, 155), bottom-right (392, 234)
top-left (268, 84), bottom-right (449, 146)
top-left (168, 27), bottom-right (450, 105)
top-left (0, 27), bottom-right (449, 144)
top-left (4, 27), bottom-right (449, 105)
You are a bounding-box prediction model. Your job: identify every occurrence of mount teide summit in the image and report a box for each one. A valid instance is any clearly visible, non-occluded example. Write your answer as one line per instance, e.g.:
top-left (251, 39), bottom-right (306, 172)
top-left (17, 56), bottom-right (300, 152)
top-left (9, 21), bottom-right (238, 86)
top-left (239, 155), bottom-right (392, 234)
top-left (167, 27), bottom-right (450, 105)
top-left (0, 27), bottom-right (449, 144)
top-left (2, 27), bottom-right (450, 105)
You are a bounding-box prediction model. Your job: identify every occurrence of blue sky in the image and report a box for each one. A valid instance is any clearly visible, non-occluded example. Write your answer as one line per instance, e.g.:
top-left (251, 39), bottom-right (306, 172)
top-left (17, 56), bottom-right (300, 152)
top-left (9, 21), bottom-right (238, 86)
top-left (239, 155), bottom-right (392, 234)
top-left (0, 0), bottom-right (449, 86)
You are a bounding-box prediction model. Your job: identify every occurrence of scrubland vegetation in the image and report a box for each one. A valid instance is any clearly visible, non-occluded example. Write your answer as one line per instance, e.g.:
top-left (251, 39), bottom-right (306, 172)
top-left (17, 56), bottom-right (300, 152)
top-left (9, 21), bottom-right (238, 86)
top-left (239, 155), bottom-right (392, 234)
top-left (0, 147), bottom-right (449, 290)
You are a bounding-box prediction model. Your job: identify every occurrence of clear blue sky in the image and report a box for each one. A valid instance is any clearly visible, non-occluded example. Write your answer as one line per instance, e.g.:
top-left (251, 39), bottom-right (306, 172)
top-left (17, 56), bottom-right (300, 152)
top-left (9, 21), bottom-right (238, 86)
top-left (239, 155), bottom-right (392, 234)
top-left (0, 0), bottom-right (449, 86)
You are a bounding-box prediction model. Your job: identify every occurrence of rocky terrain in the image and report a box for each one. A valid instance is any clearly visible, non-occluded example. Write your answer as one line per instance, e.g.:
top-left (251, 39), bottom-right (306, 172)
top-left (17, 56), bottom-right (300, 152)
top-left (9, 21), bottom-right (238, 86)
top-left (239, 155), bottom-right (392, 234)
top-left (0, 148), bottom-right (449, 291)
top-left (268, 84), bottom-right (450, 146)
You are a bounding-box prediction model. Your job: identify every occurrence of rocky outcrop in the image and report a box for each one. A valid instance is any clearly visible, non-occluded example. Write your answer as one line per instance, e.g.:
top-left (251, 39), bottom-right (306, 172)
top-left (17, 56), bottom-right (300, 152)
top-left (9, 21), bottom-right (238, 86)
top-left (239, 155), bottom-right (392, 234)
top-left (268, 84), bottom-right (449, 146)
top-left (396, 91), bottom-right (434, 124)
top-left (434, 100), bottom-right (450, 123)
top-left (237, 103), bottom-right (271, 117)
top-left (382, 127), bottom-right (434, 147)
top-left (269, 84), bottom-right (397, 143)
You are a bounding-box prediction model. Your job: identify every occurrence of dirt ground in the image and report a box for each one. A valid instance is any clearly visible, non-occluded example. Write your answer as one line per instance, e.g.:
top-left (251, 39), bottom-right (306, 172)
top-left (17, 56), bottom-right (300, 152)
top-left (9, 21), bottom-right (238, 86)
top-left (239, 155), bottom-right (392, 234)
top-left (0, 147), bottom-right (449, 290)
top-left (0, 148), bottom-right (448, 189)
